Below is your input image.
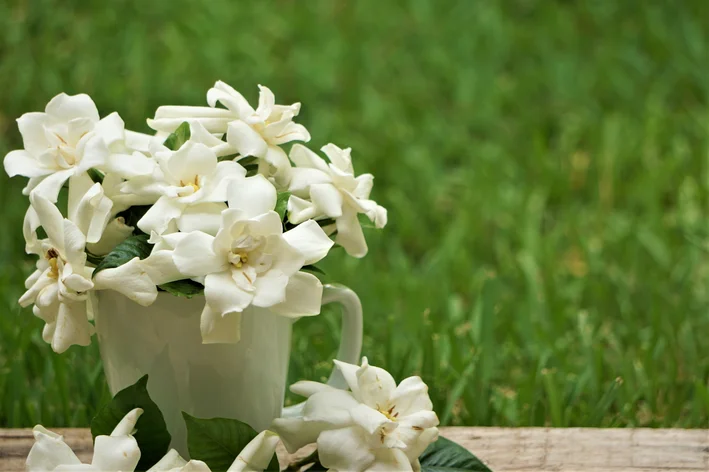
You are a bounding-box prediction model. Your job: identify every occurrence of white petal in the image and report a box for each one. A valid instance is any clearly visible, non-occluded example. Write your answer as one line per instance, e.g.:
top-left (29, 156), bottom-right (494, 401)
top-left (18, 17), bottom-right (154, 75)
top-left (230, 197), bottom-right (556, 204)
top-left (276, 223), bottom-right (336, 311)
top-left (288, 167), bottom-right (331, 195)
top-left (68, 180), bottom-right (113, 244)
top-left (207, 81), bottom-right (253, 117)
top-left (317, 426), bottom-right (375, 472)
top-left (303, 390), bottom-right (360, 425)
top-left (45, 93), bottom-right (99, 122)
top-left (356, 358), bottom-right (397, 410)
top-left (270, 271), bottom-right (323, 318)
top-left (137, 195), bottom-right (185, 235)
top-left (17, 112), bottom-right (51, 155)
top-left (92, 435), bottom-right (141, 471)
top-left (27, 426), bottom-right (82, 471)
top-left (177, 202), bottom-right (227, 235)
top-left (111, 408), bottom-right (144, 436)
top-left (227, 120), bottom-right (268, 158)
top-left (289, 380), bottom-right (338, 398)
top-left (147, 449), bottom-right (187, 472)
top-left (173, 231), bottom-right (227, 276)
top-left (141, 249), bottom-right (184, 285)
top-left (333, 359), bottom-right (362, 398)
top-left (30, 192), bottom-right (65, 251)
top-left (271, 121), bottom-right (310, 145)
top-left (62, 219), bottom-right (88, 267)
top-left (87, 217), bottom-right (134, 256)
top-left (335, 206), bottom-right (368, 258)
top-left (149, 105), bottom-right (233, 133)
top-left (227, 430), bottom-right (279, 472)
top-left (93, 257), bottom-right (158, 306)
top-left (204, 271), bottom-right (253, 314)
top-left (31, 168), bottom-right (76, 202)
top-left (321, 143), bottom-right (354, 174)
top-left (251, 271), bottom-right (289, 308)
top-left (261, 145), bottom-right (292, 188)
top-left (200, 303), bottom-right (242, 344)
top-left (310, 183), bottom-right (344, 219)
top-left (290, 144), bottom-right (329, 173)
top-left (203, 161), bottom-right (246, 202)
top-left (404, 427), bottom-right (439, 465)
top-left (347, 403), bottom-right (396, 438)
top-left (227, 174), bottom-right (277, 218)
top-left (3, 150), bottom-right (51, 178)
top-left (106, 152), bottom-right (155, 178)
top-left (398, 410), bottom-right (439, 430)
top-left (19, 271), bottom-right (55, 308)
top-left (269, 417), bottom-right (330, 454)
top-left (286, 195), bottom-right (319, 224)
top-left (93, 112), bottom-right (125, 149)
top-left (125, 130), bottom-right (154, 154)
top-left (166, 141), bottom-right (217, 185)
top-left (255, 85), bottom-right (275, 121)
top-left (51, 301), bottom-right (93, 353)
top-left (369, 449), bottom-right (413, 472)
top-left (390, 376), bottom-right (434, 417)
top-left (175, 460), bottom-right (212, 472)
top-left (283, 220), bottom-right (334, 265)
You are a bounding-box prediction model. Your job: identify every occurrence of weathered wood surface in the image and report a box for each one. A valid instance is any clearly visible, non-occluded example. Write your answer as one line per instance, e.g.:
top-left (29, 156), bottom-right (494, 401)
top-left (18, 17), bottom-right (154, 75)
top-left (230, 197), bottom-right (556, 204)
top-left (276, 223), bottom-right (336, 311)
top-left (1, 427), bottom-right (708, 471)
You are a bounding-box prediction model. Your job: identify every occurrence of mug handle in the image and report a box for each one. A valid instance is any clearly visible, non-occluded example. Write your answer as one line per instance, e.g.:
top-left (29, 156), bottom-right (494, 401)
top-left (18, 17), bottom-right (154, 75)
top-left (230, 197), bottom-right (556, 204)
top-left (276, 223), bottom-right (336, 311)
top-left (281, 283), bottom-right (363, 417)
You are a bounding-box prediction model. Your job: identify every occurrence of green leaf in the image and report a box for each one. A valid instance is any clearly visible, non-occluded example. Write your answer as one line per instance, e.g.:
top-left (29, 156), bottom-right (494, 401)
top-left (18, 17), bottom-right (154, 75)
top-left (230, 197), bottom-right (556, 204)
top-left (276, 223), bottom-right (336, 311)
top-left (90, 375), bottom-right (171, 471)
top-left (92, 233), bottom-right (152, 277)
top-left (420, 437), bottom-right (491, 472)
top-left (163, 121), bottom-right (191, 150)
top-left (159, 279), bottom-right (204, 298)
top-left (217, 153), bottom-right (240, 162)
top-left (276, 191), bottom-right (291, 221)
top-left (302, 264), bottom-right (326, 275)
top-left (87, 168), bottom-right (105, 183)
top-left (183, 413), bottom-right (279, 471)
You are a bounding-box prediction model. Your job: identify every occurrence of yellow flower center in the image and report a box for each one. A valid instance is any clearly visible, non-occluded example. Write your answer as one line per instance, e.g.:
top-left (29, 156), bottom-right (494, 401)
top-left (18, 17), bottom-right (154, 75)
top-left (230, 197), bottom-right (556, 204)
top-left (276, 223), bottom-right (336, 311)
top-left (378, 405), bottom-right (399, 422)
top-left (46, 248), bottom-right (61, 279)
top-left (179, 176), bottom-right (200, 196)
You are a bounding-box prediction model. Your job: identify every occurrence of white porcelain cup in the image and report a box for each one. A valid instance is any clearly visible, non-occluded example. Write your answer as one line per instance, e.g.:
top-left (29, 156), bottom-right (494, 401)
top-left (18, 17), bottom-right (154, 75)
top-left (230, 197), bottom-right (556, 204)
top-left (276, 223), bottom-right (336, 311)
top-left (95, 284), bottom-right (362, 456)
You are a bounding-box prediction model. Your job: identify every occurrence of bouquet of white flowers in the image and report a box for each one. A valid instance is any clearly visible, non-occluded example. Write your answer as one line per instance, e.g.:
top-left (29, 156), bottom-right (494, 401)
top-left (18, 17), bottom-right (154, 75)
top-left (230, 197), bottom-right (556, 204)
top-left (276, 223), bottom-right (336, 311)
top-left (4, 82), bottom-right (387, 353)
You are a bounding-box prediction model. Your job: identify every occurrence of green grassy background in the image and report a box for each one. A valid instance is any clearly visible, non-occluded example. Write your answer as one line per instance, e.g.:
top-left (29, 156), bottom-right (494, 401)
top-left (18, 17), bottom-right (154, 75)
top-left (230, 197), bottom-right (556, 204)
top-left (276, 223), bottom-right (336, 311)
top-left (1, 0), bottom-right (708, 429)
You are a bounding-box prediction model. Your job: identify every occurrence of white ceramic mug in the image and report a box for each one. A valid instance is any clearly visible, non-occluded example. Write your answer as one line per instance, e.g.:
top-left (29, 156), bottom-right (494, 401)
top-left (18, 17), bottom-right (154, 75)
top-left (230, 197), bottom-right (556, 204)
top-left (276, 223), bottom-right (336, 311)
top-left (95, 284), bottom-right (362, 456)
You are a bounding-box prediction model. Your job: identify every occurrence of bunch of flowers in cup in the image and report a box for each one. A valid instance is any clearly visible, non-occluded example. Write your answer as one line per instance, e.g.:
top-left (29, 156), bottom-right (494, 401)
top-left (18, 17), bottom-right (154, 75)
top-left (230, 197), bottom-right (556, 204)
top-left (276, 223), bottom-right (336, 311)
top-left (4, 82), bottom-right (387, 352)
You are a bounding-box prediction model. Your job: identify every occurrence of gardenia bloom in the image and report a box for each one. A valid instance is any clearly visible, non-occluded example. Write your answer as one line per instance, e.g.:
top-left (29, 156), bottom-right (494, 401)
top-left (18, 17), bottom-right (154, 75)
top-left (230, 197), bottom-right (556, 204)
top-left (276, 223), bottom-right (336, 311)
top-left (3, 92), bottom-right (150, 202)
top-left (148, 81), bottom-right (310, 188)
top-left (27, 408), bottom-right (144, 471)
top-left (146, 431), bottom-right (280, 472)
top-left (20, 192), bottom-right (97, 353)
top-left (288, 144), bottom-right (387, 258)
top-left (123, 140), bottom-right (246, 235)
top-left (172, 174), bottom-right (333, 343)
top-left (21, 191), bottom-right (157, 352)
top-left (272, 357), bottom-right (439, 472)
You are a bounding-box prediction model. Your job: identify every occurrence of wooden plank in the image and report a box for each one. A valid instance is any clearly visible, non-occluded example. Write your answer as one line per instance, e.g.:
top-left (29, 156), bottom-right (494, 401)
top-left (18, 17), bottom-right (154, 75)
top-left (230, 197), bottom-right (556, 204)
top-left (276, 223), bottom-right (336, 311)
top-left (1, 427), bottom-right (708, 471)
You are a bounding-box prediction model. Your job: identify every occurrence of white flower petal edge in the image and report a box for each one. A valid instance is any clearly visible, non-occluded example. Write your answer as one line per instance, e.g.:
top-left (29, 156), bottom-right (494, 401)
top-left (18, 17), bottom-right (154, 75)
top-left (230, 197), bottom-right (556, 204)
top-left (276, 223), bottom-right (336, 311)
top-left (287, 143), bottom-right (387, 258)
top-left (27, 408), bottom-right (143, 472)
top-left (271, 357), bottom-right (439, 472)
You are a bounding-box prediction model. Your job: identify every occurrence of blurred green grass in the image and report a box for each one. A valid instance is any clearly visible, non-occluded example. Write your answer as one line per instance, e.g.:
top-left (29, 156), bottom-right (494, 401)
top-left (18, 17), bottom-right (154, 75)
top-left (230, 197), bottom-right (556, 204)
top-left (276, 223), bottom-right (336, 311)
top-left (1, 0), bottom-right (708, 428)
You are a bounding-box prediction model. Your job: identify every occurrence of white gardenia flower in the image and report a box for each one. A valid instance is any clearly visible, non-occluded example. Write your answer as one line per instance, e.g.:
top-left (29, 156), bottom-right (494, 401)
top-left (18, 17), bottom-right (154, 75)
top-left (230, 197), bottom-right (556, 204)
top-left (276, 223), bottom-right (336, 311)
top-left (27, 408), bottom-right (143, 471)
top-left (148, 81), bottom-right (310, 188)
top-left (272, 357), bottom-right (439, 472)
top-left (146, 431), bottom-right (280, 472)
top-left (20, 191), bottom-right (157, 352)
top-left (171, 174), bottom-right (334, 343)
top-left (20, 192), bottom-right (96, 353)
top-left (287, 144), bottom-right (387, 258)
top-left (123, 140), bottom-right (245, 236)
top-left (3, 93), bottom-right (150, 202)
